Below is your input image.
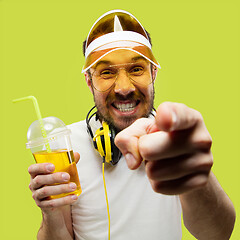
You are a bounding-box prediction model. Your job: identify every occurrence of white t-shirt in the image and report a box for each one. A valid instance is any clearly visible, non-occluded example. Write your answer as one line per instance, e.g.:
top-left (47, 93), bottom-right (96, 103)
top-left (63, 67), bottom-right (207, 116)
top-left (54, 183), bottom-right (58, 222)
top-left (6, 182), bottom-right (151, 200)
top-left (68, 120), bottom-right (182, 240)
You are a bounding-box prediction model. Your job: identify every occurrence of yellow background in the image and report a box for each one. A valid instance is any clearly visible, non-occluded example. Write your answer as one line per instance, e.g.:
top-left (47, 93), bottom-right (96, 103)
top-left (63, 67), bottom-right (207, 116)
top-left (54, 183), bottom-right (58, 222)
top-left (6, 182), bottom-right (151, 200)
top-left (1, 0), bottom-right (239, 239)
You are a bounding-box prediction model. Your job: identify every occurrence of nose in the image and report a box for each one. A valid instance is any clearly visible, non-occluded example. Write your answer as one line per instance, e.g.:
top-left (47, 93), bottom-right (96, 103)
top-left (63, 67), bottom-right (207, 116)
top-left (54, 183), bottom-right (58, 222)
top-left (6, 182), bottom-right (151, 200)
top-left (114, 69), bottom-right (136, 95)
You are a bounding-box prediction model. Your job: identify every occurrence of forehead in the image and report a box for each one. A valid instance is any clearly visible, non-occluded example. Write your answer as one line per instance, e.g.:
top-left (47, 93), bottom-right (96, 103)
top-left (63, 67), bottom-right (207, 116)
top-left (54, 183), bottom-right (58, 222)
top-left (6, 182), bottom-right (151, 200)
top-left (92, 49), bottom-right (149, 69)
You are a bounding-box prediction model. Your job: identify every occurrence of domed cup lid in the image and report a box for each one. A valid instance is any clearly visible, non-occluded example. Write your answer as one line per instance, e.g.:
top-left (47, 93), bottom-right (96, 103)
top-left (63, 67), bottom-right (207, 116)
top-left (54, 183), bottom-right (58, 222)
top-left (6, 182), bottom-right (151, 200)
top-left (26, 116), bottom-right (71, 149)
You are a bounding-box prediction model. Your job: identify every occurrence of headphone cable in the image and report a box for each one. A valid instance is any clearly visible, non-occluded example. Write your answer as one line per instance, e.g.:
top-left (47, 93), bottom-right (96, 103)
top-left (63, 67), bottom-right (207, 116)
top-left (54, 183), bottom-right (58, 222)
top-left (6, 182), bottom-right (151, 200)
top-left (102, 159), bottom-right (111, 240)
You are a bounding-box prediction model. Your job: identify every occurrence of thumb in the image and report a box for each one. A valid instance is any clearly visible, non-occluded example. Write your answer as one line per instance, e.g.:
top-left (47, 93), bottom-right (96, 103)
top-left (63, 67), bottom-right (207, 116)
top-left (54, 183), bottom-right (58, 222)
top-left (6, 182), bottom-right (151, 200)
top-left (74, 152), bottom-right (80, 164)
top-left (115, 118), bottom-right (154, 170)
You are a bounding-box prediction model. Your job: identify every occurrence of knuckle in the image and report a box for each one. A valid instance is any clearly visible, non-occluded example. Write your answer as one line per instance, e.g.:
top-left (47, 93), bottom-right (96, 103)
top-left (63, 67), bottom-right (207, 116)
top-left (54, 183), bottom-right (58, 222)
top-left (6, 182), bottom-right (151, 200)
top-left (28, 165), bottom-right (32, 174)
top-left (191, 110), bottom-right (202, 128)
top-left (62, 197), bottom-right (69, 205)
top-left (150, 181), bottom-right (162, 194)
top-left (56, 183), bottom-right (67, 194)
top-left (192, 130), bottom-right (212, 151)
top-left (195, 109), bottom-right (203, 121)
top-left (32, 192), bottom-right (36, 200)
top-left (116, 137), bottom-right (133, 154)
top-left (201, 154), bottom-right (214, 172)
top-left (115, 131), bottom-right (129, 145)
top-left (209, 152), bottom-right (214, 166)
top-left (39, 187), bottom-right (48, 198)
top-left (61, 183), bottom-right (73, 194)
top-left (35, 200), bottom-right (41, 207)
top-left (201, 153), bottom-right (213, 170)
top-left (145, 162), bottom-right (157, 180)
top-left (150, 180), bottom-right (178, 195)
top-left (28, 164), bottom-right (36, 175)
top-left (49, 172), bottom-right (60, 183)
top-left (33, 175), bottom-right (41, 186)
top-left (48, 197), bottom-right (71, 209)
top-left (187, 173), bottom-right (208, 190)
top-left (52, 172), bottom-right (60, 182)
top-left (48, 200), bottom-right (56, 208)
top-left (190, 152), bottom-right (214, 172)
top-left (63, 195), bottom-right (74, 205)
top-left (196, 174), bottom-right (208, 188)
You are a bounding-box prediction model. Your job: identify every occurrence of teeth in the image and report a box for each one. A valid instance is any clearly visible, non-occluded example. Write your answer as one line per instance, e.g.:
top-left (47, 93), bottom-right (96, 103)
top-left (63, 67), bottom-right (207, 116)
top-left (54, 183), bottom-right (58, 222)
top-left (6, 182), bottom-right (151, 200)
top-left (115, 102), bottom-right (136, 112)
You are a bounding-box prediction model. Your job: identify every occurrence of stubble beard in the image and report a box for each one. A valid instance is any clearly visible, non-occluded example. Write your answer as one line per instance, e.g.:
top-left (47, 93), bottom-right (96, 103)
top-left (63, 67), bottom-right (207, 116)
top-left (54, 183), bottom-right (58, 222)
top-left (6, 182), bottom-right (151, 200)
top-left (93, 87), bottom-right (155, 132)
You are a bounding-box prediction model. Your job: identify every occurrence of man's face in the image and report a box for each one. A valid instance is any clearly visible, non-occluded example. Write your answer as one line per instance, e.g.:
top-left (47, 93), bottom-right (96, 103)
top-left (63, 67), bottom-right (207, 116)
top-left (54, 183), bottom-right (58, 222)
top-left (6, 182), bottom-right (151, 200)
top-left (86, 50), bottom-right (155, 131)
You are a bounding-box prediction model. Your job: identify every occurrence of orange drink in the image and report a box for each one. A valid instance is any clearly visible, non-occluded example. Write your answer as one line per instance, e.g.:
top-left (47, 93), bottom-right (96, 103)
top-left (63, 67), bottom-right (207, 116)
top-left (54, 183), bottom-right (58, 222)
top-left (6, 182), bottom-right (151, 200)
top-left (33, 149), bottom-right (82, 199)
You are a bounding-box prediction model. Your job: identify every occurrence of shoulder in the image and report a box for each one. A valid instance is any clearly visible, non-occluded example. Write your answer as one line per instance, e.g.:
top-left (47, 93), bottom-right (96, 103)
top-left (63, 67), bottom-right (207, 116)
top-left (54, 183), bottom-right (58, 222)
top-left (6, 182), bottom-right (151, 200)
top-left (67, 120), bottom-right (89, 139)
top-left (66, 120), bottom-right (93, 153)
top-left (67, 120), bottom-right (86, 131)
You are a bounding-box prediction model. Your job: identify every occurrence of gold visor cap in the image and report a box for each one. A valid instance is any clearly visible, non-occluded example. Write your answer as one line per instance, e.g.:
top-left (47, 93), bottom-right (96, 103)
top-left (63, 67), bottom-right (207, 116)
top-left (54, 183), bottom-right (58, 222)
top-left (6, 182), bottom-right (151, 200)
top-left (83, 9), bottom-right (160, 72)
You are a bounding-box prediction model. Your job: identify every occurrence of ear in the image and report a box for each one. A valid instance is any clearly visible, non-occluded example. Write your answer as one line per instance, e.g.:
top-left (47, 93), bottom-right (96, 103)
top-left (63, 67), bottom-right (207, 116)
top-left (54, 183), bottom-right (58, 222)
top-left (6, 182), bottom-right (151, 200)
top-left (84, 72), bottom-right (93, 94)
top-left (152, 67), bottom-right (158, 82)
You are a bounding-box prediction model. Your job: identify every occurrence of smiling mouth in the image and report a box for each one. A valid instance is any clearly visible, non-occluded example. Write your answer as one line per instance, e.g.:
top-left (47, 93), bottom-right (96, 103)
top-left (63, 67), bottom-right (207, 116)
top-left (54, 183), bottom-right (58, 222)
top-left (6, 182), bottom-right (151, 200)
top-left (112, 101), bottom-right (140, 112)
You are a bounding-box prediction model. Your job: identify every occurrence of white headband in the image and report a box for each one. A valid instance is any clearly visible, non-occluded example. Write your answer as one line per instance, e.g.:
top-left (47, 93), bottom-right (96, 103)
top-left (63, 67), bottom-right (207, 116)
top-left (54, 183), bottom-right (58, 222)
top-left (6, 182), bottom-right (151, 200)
top-left (85, 31), bottom-right (152, 58)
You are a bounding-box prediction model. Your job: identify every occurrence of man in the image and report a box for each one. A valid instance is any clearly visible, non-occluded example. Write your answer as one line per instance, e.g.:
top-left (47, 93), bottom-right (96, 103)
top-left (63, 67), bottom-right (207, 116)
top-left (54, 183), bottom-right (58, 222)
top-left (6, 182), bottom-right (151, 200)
top-left (28, 10), bottom-right (236, 240)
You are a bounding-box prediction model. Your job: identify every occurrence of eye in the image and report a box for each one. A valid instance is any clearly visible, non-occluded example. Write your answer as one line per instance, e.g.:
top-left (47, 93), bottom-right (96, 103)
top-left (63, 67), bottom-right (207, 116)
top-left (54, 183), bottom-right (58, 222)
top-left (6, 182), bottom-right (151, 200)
top-left (100, 69), bottom-right (116, 79)
top-left (129, 66), bottom-right (144, 76)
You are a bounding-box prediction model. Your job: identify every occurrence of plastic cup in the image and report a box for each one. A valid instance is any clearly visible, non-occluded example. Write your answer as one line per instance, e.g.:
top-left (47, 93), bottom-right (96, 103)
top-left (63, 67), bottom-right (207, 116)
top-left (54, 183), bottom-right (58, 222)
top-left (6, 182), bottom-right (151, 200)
top-left (26, 116), bottom-right (82, 199)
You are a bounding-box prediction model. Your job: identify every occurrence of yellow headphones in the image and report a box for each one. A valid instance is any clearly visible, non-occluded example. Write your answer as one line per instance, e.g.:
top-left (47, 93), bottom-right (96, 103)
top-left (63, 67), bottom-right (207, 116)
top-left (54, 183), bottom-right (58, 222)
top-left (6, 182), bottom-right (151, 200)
top-left (86, 106), bottom-right (122, 165)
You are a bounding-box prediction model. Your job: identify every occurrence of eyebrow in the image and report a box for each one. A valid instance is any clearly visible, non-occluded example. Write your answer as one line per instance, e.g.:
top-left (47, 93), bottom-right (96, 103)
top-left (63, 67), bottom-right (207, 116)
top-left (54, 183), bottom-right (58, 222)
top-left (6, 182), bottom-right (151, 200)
top-left (93, 60), bottom-right (111, 69)
top-left (131, 56), bottom-right (148, 63)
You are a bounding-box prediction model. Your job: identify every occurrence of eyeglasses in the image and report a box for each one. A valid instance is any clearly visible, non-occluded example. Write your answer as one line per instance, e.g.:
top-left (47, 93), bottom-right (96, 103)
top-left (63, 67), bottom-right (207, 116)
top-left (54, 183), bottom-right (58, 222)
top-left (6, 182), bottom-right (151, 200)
top-left (91, 62), bottom-right (153, 92)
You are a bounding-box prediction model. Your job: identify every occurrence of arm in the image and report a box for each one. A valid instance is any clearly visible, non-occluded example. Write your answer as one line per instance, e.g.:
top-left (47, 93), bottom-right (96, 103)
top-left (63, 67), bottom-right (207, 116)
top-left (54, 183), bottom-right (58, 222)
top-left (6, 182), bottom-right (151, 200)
top-left (28, 152), bottom-right (80, 240)
top-left (37, 205), bottom-right (74, 240)
top-left (180, 172), bottom-right (236, 240)
top-left (115, 102), bottom-right (236, 239)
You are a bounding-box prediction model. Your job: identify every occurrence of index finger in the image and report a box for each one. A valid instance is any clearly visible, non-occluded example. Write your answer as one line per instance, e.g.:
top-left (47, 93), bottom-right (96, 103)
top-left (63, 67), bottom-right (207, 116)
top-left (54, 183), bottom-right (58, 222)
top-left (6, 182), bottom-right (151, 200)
top-left (154, 102), bottom-right (202, 132)
top-left (28, 163), bottom-right (55, 179)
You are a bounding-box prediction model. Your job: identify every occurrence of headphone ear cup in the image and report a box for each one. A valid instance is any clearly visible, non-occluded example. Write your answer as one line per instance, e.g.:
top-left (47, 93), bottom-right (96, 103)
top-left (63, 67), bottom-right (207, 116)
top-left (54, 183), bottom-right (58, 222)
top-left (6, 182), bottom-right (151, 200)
top-left (91, 121), bottom-right (121, 165)
top-left (109, 127), bottom-right (122, 165)
top-left (93, 127), bottom-right (106, 159)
